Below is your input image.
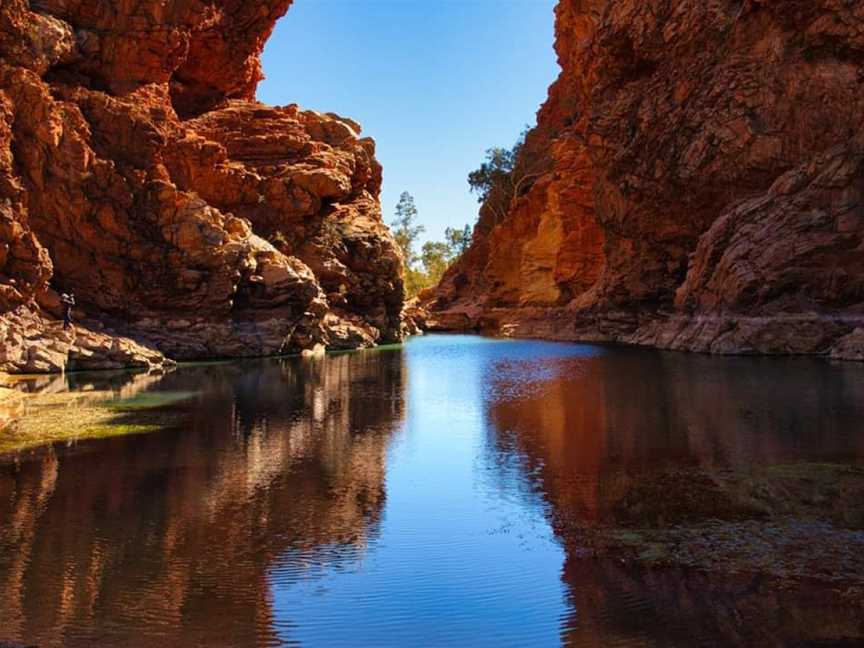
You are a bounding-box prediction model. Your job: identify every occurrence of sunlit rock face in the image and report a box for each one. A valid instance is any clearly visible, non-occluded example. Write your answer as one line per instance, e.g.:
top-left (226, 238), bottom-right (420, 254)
top-left (430, 0), bottom-right (864, 359)
top-left (0, 353), bottom-right (405, 646)
top-left (0, 0), bottom-right (403, 372)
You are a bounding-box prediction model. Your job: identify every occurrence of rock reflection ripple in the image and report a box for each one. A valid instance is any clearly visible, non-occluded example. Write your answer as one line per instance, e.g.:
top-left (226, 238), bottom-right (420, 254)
top-left (0, 351), bottom-right (405, 648)
top-left (483, 348), bottom-right (864, 646)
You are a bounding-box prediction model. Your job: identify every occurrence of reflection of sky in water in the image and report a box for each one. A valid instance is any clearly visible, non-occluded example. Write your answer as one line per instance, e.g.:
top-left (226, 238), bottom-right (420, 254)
top-left (271, 336), bottom-right (575, 647)
top-left (2, 335), bottom-right (864, 647)
top-left (270, 335), bottom-right (864, 646)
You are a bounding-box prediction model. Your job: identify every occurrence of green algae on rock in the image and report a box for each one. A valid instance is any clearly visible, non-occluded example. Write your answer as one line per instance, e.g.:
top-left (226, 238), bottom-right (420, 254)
top-left (0, 376), bottom-right (193, 454)
top-left (556, 464), bottom-right (864, 588)
top-left (102, 391), bottom-right (199, 412)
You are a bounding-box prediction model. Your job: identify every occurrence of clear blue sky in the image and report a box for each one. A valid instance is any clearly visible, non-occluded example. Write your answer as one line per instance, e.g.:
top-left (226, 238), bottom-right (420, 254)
top-left (259, 0), bottom-right (559, 246)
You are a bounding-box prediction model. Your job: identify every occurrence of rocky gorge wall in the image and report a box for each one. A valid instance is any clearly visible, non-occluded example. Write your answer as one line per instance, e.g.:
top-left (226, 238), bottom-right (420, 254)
top-left (427, 0), bottom-right (864, 360)
top-left (0, 0), bottom-right (404, 373)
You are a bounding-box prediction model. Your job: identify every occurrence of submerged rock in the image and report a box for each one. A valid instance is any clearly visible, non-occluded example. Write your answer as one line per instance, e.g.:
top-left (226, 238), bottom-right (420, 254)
top-left (555, 464), bottom-right (864, 587)
top-left (0, 367), bottom-right (186, 453)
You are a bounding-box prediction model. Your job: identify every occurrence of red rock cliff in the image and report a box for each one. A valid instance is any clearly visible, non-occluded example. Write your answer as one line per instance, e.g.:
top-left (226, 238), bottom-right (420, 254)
top-left (0, 0), bottom-right (404, 372)
top-left (429, 0), bottom-right (864, 360)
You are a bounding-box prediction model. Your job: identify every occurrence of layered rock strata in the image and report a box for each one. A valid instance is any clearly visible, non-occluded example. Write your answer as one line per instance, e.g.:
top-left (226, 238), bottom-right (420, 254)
top-left (0, 0), bottom-right (403, 373)
top-left (428, 0), bottom-right (864, 359)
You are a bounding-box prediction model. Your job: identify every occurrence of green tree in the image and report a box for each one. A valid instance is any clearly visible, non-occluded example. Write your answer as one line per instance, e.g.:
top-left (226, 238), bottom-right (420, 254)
top-left (467, 146), bottom-right (518, 206)
top-left (445, 225), bottom-right (472, 257)
top-left (404, 267), bottom-right (429, 298)
top-left (390, 191), bottom-right (425, 269)
top-left (467, 127), bottom-right (548, 226)
top-left (390, 191), bottom-right (429, 297)
top-left (390, 193), bottom-right (475, 297)
top-left (420, 241), bottom-right (452, 288)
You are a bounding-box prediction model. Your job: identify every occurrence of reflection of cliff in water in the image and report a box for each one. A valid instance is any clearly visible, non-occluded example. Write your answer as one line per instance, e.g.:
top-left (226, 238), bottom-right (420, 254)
top-left (486, 349), bottom-right (864, 522)
top-left (483, 349), bottom-right (864, 646)
top-left (0, 351), bottom-right (406, 648)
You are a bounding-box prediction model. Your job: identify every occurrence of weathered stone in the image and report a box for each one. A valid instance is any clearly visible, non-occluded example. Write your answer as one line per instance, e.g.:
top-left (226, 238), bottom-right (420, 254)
top-left (0, 305), bottom-right (171, 374)
top-left (0, 0), bottom-right (404, 373)
top-left (301, 343), bottom-right (326, 359)
top-left (428, 0), bottom-right (864, 360)
top-left (832, 328), bottom-right (864, 362)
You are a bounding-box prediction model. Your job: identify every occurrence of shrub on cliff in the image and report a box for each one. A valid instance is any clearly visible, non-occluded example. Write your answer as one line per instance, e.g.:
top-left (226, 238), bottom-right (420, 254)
top-left (468, 128), bottom-right (549, 227)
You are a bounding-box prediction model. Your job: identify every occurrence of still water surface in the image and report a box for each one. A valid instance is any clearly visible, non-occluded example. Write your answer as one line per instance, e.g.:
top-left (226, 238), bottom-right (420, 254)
top-left (1, 335), bottom-right (863, 647)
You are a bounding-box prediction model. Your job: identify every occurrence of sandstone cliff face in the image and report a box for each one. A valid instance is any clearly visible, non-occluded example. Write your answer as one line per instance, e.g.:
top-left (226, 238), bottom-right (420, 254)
top-left (0, 0), bottom-right (404, 372)
top-left (430, 0), bottom-right (864, 359)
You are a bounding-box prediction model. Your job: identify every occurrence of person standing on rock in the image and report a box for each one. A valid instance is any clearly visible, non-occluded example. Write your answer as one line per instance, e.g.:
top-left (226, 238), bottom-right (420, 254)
top-left (61, 292), bottom-right (76, 330)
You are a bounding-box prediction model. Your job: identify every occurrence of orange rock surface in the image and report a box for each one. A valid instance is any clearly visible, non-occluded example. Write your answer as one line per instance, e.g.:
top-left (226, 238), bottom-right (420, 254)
top-left (0, 0), bottom-right (404, 372)
top-left (429, 0), bottom-right (864, 359)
